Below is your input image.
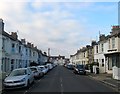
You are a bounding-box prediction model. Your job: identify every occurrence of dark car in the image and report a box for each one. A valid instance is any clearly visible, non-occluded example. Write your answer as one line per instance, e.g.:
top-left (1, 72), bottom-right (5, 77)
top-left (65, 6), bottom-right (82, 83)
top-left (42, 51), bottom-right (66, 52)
top-left (73, 65), bottom-right (86, 75)
top-left (67, 64), bottom-right (74, 70)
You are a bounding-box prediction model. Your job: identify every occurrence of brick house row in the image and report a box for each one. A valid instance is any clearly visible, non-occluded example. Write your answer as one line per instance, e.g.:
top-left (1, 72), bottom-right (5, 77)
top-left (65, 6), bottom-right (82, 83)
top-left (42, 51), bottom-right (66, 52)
top-left (70, 26), bottom-right (120, 80)
top-left (0, 19), bottom-right (48, 73)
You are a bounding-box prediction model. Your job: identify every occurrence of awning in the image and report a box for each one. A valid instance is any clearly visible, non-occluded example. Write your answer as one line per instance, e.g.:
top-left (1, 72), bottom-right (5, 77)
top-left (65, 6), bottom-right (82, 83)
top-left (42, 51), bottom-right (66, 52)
top-left (104, 52), bottom-right (120, 56)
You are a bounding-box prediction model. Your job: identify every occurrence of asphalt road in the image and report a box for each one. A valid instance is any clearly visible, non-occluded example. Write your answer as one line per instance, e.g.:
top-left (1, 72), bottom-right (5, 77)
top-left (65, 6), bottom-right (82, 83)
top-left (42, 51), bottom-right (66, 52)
top-left (2, 65), bottom-right (117, 94)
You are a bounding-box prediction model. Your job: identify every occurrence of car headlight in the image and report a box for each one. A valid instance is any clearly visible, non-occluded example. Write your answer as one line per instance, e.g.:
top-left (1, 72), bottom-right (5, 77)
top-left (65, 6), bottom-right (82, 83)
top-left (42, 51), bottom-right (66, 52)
top-left (75, 69), bottom-right (78, 71)
top-left (21, 78), bottom-right (26, 82)
top-left (4, 80), bottom-right (7, 83)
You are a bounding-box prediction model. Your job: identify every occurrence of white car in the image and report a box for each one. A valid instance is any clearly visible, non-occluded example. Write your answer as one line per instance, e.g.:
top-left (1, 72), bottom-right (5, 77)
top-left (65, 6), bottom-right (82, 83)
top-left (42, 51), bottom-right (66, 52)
top-left (29, 66), bottom-right (44, 79)
top-left (44, 65), bottom-right (49, 72)
top-left (46, 63), bottom-right (53, 70)
top-left (38, 65), bottom-right (48, 74)
top-left (4, 68), bottom-right (34, 89)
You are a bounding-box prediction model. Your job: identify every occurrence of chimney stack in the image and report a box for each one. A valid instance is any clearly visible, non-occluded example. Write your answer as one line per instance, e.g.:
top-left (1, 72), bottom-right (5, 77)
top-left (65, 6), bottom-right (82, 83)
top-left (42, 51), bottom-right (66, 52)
top-left (111, 25), bottom-right (120, 35)
top-left (99, 34), bottom-right (106, 41)
top-left (11, 32), bottom-right (18, 40)
top-left (21, 39), bottom-right (26, 44)
top-left (0, 19), bottom-right (4, 33)
top-left (91, 40), bottom-right (97, 46)
top-left (27, 42), bottom-right (31, 47)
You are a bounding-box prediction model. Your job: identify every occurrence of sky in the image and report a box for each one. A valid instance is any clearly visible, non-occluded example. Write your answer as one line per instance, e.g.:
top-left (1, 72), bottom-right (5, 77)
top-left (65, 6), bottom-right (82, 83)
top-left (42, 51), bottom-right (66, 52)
top-left (0, 0), bottom-right (119, 58)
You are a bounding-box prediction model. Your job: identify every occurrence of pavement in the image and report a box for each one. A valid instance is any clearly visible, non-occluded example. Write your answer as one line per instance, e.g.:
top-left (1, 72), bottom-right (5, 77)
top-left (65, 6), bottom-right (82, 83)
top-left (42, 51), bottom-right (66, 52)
top-left (87, 72), bottom-right (120, 92)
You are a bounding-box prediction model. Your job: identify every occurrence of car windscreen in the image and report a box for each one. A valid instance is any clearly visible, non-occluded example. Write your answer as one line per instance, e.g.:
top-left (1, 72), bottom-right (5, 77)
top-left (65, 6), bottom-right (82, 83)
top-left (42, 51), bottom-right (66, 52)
top-left (39, 67), bottom-right (44, 70)
top-left (9, 69), bottom-right (27, 76)
top-left (76, 65), bottom-right (84, 69)
top-left (30, 68), bottom-right (37, 71)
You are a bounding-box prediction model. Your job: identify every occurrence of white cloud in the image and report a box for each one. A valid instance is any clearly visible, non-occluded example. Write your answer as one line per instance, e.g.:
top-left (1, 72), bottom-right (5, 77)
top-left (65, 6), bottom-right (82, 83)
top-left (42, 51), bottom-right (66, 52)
top-left (0, 1), bottom-right (116, 57)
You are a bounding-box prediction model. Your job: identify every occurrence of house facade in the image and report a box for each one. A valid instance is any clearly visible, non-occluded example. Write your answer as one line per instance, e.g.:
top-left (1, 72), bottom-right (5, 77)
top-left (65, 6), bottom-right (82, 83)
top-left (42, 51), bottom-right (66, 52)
top-left (70, 25), bottom-right (120, 80)
top-left (104, 26), bottom-right (120, 77)
top-left (0, 19), bottom-right (48, 73)
top-left (94, 35), bottom-right (108, 73)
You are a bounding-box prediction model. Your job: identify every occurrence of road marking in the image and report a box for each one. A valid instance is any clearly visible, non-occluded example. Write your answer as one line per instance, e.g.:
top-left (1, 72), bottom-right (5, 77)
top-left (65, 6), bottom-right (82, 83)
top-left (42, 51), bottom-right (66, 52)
top-left (60, 77), bottom-right (64, 94)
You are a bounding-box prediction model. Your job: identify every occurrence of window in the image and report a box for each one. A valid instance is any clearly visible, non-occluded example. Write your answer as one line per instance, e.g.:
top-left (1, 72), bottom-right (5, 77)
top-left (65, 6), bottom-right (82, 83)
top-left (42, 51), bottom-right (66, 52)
top-left (96, 59), bottom-right (98, 63)
top-left (101, 44), bottom-right (104, 52)
top-left (112, 38), bottom-right (115, 49)
top-left (29, 50), bottom-right (31, 56)
top-left (2, 38), bottom-right (5, 50)
top-left (84, 53), bottom-right (85, 57)
top-left (19, 46), bottom-right (21, 53)
top-left (11, 59), bottom-right (14, 71)
top-left (109, 39), bottom-right (110, 49)
top-left (102, 59), bottom-right (104, 67)
top-left (33, 52), bottom-right (35, 56)
top-left (11, 43), bottom-right (15, 53)
top-left (96, 46), bottom-right (98, 53)
top-left (26, 48), bottom-right (28, 55)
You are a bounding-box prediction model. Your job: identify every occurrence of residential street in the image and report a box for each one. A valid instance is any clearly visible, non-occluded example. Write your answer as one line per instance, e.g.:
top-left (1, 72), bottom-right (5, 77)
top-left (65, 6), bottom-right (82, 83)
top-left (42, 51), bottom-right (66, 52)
top-left (2, 65), bottom-right (117, 94)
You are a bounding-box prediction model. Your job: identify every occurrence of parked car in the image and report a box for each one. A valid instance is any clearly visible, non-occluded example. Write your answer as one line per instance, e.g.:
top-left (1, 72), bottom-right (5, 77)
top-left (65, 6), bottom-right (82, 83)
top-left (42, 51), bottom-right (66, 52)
top-left (52, 63), bottom-right (57, 68)
top-left (73, 65), bottom-right (86, 75)
top-left (46, 63), bottom-right (53, 70)
top-left (67, 64), bottom-right (74, 70)
top-left (29, 66), bottom-right (44, 79)
top-left (38, 65), bottom-right (48, 74)
top-left (44, 65), bottom-right (49, 72)
top-left (3, 68), bottom-right (34, 89)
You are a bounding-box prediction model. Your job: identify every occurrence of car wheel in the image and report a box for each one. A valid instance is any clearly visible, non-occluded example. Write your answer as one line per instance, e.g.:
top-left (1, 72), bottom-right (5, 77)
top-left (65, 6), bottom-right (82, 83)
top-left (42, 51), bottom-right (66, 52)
top-left (84, 72), bottom-right (86, 75)
top-left (32, 78), bottom-right (35, 84)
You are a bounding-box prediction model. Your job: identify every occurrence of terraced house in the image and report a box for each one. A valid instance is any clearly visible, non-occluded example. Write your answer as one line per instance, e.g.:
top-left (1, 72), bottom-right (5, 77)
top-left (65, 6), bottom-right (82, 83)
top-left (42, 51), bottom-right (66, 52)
top-left (70, 41), bottom-right (95, 65)
top-left (93, 34), bottom-right (108, 73)
top-left (0, 19), bottom-right (48, 73)
top-left (70, 26), bottom-right (120, 80)
top-left (104, 26), bottom-right (120, 80)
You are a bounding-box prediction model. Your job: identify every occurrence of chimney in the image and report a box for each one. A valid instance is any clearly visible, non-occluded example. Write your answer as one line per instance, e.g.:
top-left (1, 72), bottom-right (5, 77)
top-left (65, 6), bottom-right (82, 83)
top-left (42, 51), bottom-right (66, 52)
top-left (111, 25), bottom-right (120, 35)
top-left (91, 40), bottom-right (96, 46)
top-left (86, 45), bottom-right (90, 48)
top-left (99, 34), bottom-right (106, 41)
top-left (21, 39), bottom-right (26, 44)
top-left (11, 32), bottom-right (18, 40)
top-left (35, 46), bottom-right (37, 49)
top-left (31, 44), bottom-right (34, 48)
top-left (27, 42), bottom-right (31, 47)
top-left (0, 19), bottom-right (4, 33)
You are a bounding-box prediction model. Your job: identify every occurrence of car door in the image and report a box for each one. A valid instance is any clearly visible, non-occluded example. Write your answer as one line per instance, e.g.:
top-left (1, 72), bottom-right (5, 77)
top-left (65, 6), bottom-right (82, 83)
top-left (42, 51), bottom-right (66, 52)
top-left (28, 68), bottom-right (34, 83)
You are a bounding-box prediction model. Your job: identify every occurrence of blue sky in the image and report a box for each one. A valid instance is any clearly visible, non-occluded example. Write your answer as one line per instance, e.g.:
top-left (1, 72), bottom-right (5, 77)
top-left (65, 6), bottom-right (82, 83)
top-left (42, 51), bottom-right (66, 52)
top-left (0, 1), bottom-right (118, 58)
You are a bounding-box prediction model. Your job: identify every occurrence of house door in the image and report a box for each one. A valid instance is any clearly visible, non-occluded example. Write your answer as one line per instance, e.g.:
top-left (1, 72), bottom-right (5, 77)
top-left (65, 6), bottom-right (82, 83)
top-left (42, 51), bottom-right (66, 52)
top-left (108, 57), bottom-right (112, 70)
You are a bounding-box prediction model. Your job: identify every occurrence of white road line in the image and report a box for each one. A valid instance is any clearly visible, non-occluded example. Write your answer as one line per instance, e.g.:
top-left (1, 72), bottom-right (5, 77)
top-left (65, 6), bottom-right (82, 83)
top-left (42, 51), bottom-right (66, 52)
top-left (60, 77), bottom-right (64, 94)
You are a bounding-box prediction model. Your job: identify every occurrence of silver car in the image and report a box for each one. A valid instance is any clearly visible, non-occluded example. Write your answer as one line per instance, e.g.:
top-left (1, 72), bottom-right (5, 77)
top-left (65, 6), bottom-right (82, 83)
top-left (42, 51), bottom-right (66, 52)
top-left (29, 66), bottom-right (44, 79)
top-left (4, 68), bottom-right (34, 89)
top-left (38, 65), bottom-right (48, 74)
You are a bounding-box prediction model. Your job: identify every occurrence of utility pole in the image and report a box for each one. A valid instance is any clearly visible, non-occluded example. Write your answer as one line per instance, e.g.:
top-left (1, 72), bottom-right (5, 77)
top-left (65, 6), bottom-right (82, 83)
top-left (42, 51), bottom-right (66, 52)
top-left (48, 48), bottom-right (50, 62)
top-left (48, 48), bottom-right (50, 57)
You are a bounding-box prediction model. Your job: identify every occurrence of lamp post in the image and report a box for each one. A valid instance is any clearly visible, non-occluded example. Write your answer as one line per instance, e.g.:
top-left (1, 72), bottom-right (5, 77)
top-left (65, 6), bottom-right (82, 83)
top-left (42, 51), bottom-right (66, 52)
top-left (48, 48), bottom-right (50, 62)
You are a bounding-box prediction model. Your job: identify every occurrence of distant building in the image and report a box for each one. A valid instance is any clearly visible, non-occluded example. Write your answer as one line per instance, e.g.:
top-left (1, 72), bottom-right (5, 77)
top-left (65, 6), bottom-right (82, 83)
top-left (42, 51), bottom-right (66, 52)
top-left (50, 55), bottom-right (65, 65)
